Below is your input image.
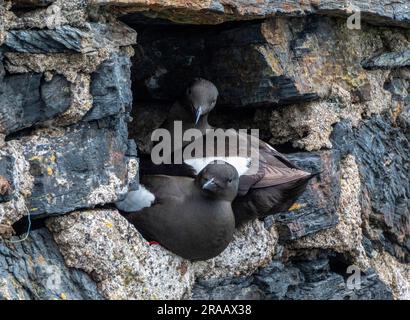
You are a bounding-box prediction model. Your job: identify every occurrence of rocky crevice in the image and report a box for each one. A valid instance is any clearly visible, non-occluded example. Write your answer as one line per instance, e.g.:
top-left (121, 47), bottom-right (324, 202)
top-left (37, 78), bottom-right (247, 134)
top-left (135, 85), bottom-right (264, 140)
top-left (0, 0), bottom-right (409, 300)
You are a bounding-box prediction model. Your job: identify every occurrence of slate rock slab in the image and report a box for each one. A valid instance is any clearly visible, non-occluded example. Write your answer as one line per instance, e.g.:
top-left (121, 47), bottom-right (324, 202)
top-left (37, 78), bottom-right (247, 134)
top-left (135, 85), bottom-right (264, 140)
top-left (272, 150), bottom-right (341, 241)
top-left (0, 73), bottom-right (70, 135)
top-left (3, 23), bottom-right (136, 54)
top-left (23, 116), bottom-right (131, 217)
top-left (332, 115), bottom-right (410, 263)
top-left (0, 228), bottom-right (102, 300)
top-left (83, 50), bottom-right (133, 122)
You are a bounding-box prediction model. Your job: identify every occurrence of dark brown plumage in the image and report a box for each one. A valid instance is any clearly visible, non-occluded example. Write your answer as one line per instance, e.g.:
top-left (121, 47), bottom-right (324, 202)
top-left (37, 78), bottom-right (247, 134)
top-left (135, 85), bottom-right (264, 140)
top-left (116, 161), bottom-right (239, 261)
top-left (139, 79), bottom-right (317, 226)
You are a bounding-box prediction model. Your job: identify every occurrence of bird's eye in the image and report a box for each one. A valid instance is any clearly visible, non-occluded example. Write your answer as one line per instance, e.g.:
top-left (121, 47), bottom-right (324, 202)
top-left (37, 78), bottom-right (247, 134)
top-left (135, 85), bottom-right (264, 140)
top-left (228, 178), bottom-right (232, 183)
top-left (187, 89), bottom-right (191, 95)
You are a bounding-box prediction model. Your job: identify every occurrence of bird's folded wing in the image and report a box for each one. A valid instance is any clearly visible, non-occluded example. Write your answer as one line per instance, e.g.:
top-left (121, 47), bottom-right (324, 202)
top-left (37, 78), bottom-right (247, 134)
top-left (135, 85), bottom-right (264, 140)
top-left (252, 166), bottom-right (312, 189)
top-left (238, 140), bottom-right (310, 194)
top-left (258, 140), bottom-right (303, 169)
top-left (141, 175), bottom-right (190, 204)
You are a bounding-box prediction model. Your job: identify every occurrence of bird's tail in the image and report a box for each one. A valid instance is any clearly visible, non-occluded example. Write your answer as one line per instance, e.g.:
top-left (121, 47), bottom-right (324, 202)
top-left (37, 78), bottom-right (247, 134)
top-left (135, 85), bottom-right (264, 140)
top-left (115, 185), bottom-right (155, 213)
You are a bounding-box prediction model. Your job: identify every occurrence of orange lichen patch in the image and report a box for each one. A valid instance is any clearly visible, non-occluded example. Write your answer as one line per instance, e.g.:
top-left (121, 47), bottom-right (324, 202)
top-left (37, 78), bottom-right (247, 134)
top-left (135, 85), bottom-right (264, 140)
top-left (288, 202), bottom-right (306, 211)
top-left (60, 293), bottom-right (67, 300)
top-left (47, 167), bottom-right (54, 176)
top-left (29, 155), bottom-right (43, 162)
top-left (105, 221), bottom-right (114, 229)
top-left (0, 176), bottom-right (11, 195)
top-left (37, 255), bottom-right (46, 265)
top-left (391, 101), bottom-right (402, 126)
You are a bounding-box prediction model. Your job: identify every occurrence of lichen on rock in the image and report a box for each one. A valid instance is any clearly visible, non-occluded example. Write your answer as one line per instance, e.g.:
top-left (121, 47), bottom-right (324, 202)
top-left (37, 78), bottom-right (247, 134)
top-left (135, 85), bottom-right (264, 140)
top-left (45, 209), bottom-right (277, 300)
top-left (0, 0), bottom-right (409, 300)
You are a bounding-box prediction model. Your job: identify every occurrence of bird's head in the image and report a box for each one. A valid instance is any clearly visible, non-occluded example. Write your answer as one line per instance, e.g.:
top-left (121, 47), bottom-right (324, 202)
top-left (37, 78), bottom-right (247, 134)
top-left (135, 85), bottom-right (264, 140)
top-left (184, 78), bottom-right (218, 126)
top-left (195, 160), bottom-right (239, 201)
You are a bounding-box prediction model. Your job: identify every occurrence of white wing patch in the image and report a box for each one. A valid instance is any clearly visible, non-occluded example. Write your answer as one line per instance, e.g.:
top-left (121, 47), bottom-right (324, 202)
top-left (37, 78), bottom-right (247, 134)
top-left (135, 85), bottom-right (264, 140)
top-left (184, 157), bottom-right (251, 176)
top-left (115, 185), bottom-right (155, 212)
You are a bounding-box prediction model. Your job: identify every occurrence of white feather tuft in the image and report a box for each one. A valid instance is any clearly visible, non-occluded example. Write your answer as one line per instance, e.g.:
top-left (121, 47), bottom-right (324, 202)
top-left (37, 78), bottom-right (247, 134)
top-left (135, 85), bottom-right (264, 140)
top-left (184, 156), bottom-right (251, 176)
top-left (115, 185), bottom-right (155, 212)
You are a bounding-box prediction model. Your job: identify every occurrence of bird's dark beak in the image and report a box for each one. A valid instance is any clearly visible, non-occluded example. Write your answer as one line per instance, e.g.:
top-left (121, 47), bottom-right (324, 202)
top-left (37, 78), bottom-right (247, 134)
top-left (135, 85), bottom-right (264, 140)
top-left (195, 106), bottom-right (203, 125)
top-left (202, 178), bottom-right (216, 191)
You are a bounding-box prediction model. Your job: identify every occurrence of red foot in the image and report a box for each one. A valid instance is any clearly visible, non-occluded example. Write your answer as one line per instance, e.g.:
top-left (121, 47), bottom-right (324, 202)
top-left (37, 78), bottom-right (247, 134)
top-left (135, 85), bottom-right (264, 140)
top-left (148, 241), bottom-right (160, 246)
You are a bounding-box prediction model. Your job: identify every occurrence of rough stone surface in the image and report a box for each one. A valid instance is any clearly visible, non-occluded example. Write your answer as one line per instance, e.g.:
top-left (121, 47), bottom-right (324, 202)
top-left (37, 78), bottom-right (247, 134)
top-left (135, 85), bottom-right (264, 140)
top-left (0, 228), bottom-right (102, 300)
top-left (0, 141), bottom-right (33, 232)
top-left (4, 22), bottom-right (136, 54)
top-left (46, 209), bottom-right (277, 300)
top-left (271, 151), bottom-right (341, 241)
top-left (9, 0), bottom-right (88, 29)
top-left (331, 115), bottom-right (410, 263)
top-left (129, 17), bottom-right (401, 113)
top-left (0, 72), bottom-right (71, 135)
top-left (94, 0), bottom-right (410, 27)
top-left (290, 155), bottom-right (368, 267)
top-left (0, 0), bottom-right (409, 300)
top-left (22, 117), bottom-right (133, 217)
top-left (194, 221), bottom-right (278, 280)
top-left (46, 209), bottom-right (195, 300)
top-left (362, 49), bottom-right (410, 69)
top-left (83, 50), bottom-right (133, 121)
top-left (192, 246), bottom-right (394, 300)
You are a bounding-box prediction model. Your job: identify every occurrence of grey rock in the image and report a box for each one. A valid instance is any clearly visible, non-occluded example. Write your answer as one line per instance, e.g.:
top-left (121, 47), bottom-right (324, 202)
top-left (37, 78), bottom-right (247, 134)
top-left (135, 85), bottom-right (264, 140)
top-left (0, 228), bottom-right (102, 300)
top-left (23, 116), bottom-right (131, 217)
top-left (294, 258), bottom-right (330, 283)
top-left (331, 115), bottom-right (410, 263)
top-left (253, 261), bottom-right (304, 299)
top-left (3, 23), bottom-right (136, 54)
top-left (192, 254), bottom-right (394, 300)
top-left (0, 73), bottom-right (71, 135)
top-left (0, 56), bottom-right (4, 81)
top-left (284, 265), bottom-right (393, 300)
top-left (83, 51), bottom-right (133, 122)
top-left (0, 154), bottom-right (13, 202)
top-left (362, 50), bottom-right (410, 69)
top-left (273, 151), bottom-right (341, 240)
top-left (130, 19), bottom-right (320, 108)
top-left (193, 277), bottom-right (265, 300)
top-left (108, 0), bottom-right (410, 27)
top-left (41, 75), bottom-right (72, 116)
top-left (4, 26), bottom-right (95, 53)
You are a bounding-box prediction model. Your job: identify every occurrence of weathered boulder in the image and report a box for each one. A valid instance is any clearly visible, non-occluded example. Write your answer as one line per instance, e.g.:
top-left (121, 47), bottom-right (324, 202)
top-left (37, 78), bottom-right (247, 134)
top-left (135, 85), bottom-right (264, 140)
top-left (0, 117), bottom-right (137, 228)
top-left (289, 155), bottom-right (368, 267)
top-left (46, 209), bottom-right (195, 300)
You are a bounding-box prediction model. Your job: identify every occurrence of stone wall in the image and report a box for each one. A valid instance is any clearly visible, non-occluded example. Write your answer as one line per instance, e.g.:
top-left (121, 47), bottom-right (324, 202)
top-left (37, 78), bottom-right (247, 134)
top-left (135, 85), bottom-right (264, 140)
top-left (0, 0), bottom-right (409, 300)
